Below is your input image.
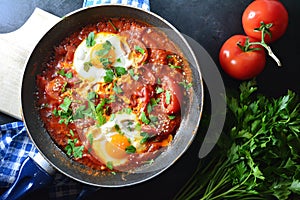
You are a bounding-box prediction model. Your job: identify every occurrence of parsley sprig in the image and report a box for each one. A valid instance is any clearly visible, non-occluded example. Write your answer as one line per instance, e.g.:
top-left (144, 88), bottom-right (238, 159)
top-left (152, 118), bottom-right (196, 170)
top-left (53, 97), bottom-right (73, 125)
top-left (65, 138), bottom-right (84, 159)
top-left (176, 80), bottom-right (300, 200)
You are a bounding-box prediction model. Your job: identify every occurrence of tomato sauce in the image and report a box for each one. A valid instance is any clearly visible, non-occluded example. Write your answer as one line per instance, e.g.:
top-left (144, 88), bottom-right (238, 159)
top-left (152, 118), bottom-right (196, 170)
top-left (36, 17), bottom-right (193, 172)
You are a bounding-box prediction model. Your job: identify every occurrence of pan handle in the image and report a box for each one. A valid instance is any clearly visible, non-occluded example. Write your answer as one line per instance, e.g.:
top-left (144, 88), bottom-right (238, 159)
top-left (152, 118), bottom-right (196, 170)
top-left (0, 156), bottom-right (54, 200)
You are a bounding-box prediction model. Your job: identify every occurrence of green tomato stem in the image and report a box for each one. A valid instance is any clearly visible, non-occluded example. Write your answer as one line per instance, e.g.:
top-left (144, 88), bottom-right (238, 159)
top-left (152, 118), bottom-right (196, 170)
top-left (239, 21), bottom-right (282, 67)
top-left (250, 41), bottom-right (282, 67)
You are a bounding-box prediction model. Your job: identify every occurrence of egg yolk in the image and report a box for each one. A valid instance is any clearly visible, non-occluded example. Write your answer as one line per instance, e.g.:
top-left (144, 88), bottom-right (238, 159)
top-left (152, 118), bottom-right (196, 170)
top-left (90, 41), bottom-right (116, 68)
top-left (105, 134), bottom-right (131, 159)
top-left (110, 134), bottom-right (131, 150)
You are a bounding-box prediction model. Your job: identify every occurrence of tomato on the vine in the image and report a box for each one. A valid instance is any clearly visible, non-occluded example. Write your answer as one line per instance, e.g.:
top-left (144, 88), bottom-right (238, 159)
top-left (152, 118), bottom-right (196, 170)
top-left (242, 0), bottom-right (288, 43)
top-left (219, 35), bottom-right (266, 80)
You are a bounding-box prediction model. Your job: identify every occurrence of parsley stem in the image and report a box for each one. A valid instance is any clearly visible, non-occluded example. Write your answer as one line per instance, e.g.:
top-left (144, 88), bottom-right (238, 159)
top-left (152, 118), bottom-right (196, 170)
top-left (205, 172), bottom-right (252, 200)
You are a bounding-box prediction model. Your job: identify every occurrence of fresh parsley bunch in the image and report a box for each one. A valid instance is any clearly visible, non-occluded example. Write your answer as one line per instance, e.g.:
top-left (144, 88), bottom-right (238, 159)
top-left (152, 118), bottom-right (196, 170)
top-left (175, 80), bottom-right (300, 200)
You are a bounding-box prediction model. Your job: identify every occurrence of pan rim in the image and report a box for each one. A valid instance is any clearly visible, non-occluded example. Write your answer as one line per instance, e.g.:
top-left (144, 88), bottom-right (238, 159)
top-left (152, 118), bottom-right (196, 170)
top-left (21, 4), bottom-right (204, 187)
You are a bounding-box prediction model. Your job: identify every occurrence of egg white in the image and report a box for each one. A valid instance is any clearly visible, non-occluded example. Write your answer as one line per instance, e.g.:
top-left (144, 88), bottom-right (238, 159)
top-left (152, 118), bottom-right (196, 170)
top-left (83, 112), bottom-right (145, 168)
top-left (72, 32), bottom-right (132, 82)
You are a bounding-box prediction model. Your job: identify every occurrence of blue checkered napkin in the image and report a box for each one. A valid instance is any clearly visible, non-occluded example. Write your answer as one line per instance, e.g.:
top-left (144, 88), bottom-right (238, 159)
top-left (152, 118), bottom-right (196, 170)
top-left (83, 0), bottom-right (150, 11)
top-left (0, 122), bottom-right (82, 200)
top-left (0, 122), bottom-right (38, 187)
top-left (0, 0), bottom-right (150, 199)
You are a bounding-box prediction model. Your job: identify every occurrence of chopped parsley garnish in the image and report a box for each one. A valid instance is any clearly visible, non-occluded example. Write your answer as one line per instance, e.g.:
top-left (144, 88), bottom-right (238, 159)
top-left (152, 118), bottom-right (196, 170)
top-left (134, 45), bottom-right (145, 55)
top-left (179, 80), bottom-right (193, 90)
top-left (150, 97), bottom-right (160, 105)
top-left (57, 68), bottom-right (73, 79)
top-left (73, 94), bottom-right (108, 126)
top-left (125, 145), bottom-right (136, 154)
top-left (149, 115), bottom-right (158, 123)
top-left (140, 111), bottom-right (150, 124)
top-left (122, 107), bottom-right (132, 114)
top-left (169, 64), bottom-right (182, 69)
top-left (108, 19), bottom-right (118, 32)
top-left (107, 94), bottom-right (116, 103)
top-left (165, 91), bottom-right (171, 105)
top-left (53, 97), bottom-right (73, 125)
top-left (83, 62), bottom-right (93, 72)
top-left (59, 97), bottom-right (72, 112)
top-left (147, 98), bottom-right (160, 113)
top-left (96, 40), bottom-right (112, 56)
top-left (104, 67), bottom-right (127, 83)
top-left (142, 159), bottom-right (154, 165)
top-left (100, 57), bottom-right (112, 68)
top-left (72, 106), bottom-right (84, 119)
top-left (115, 66), bottom-right (127, 77)
top-left (168, 115), bottom-right (176, 120)
top-left (87, 91), bottom-right (98, 100)
top-left (166, 55), bottom-right (173, 59)
top-left (147, 103), bottom-right (153, 113)
top-left (128, 69), bottom-right (139, 81)
top-left (61, 82), bottom-right (68, 93)
top-left (106, 161), bottom-right (114, 170)
top-left (113, 82), bottom-right (123, 94)
top-left (114, 124), bottom-right (121, 133)
top-left (157, 78), bottom-right (161, 84)
top-left (156, 87), bottom-right (164, 94)
top-left (65, 138), bottom-right (84, 159)
top-left (104, 69), bottom-right (114, 83)
top-left (86, 32), bottom-right (96, 47)
top-left (135, 123), bottom-right (141, 131)
top-left (69, 129), bottom-right (74, 137)
top-left (87, 133), bottom-right (93, 146)
top-left (140, 132), bottom-right (151, 144)
top-left (110, 113), bottom-right (115, 121)
top-left (95, 98), bottom-right (108, 126)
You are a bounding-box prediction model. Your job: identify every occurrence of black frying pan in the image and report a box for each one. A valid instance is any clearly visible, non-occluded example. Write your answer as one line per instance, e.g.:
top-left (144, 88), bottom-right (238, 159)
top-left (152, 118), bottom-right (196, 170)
top-left (2, 4), bottom-right (203, 199)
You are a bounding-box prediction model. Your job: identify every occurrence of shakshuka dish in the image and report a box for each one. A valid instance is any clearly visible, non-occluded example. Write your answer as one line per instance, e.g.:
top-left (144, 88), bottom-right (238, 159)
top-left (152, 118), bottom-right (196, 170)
top-left (36, 17), bottom-right (193, 172)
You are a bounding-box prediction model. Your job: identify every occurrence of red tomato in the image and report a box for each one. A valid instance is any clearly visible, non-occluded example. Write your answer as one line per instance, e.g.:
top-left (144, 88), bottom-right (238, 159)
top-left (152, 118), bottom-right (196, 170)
top-left (131, 85), bottom-right (153, 112)
top-left (242, 0), bottom-right (288, 43)
top-left (219, 35), bottom-right (266, 80)
top-left (161, 76), bottom-right (182, 114)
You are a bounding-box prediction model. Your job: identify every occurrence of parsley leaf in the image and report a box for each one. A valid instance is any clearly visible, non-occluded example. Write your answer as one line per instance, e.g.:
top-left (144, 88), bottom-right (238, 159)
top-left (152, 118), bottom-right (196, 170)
top-left (86, 32), bottom-right (96, 47)
top-left (54, 97), bottom-right (73, 125)
top-left (140, 111), bottom-right (150, 124)
top-left (165, 91), bottom-right (171, 105)
top-left (113, 82), bottom-right (123, 94)
top-left (65, 138), bottom-right (84, 159)
top-left (134, 45), bottom-right (145, 55)
top-left (125, 145), bottom-right (136, 154)
top-left (96, 40), bottom-right (112, 56)
top-left (104, 69), bottom-right (114, 83)
top-left (115, 66), bottom-right (127, 77)
top-left (84, 62), bottom-right (93, 72)
top-left (106, 161), bottom-right (114, 170)
top-left (140, 132), bottom-right (151, 144)
top-left (179, 80), bottom-right (193, 90)
top-left (169, 64), bottom-right (182, 69)
top-left (59, 97), bottom-right (72, 112)
top-left (128, 69), bottom-right (139, 81)
top-left (156, 87), bottom-right (164, 94)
